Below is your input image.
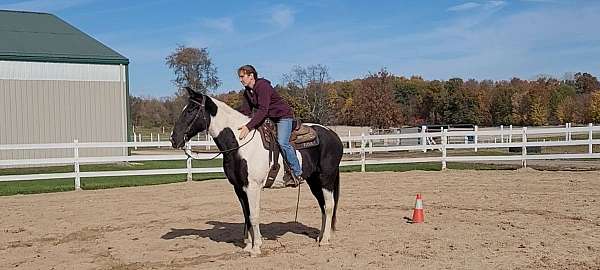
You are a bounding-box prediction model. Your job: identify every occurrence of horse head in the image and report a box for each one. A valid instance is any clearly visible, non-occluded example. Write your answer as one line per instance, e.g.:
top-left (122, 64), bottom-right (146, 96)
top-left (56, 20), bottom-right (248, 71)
top-left (170, 87), bottom-right (213, 149)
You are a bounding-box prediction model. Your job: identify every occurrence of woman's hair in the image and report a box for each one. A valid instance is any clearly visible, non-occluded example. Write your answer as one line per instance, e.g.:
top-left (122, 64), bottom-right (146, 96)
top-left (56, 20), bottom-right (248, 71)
top-left (238, 65), bottom-right (258, 79)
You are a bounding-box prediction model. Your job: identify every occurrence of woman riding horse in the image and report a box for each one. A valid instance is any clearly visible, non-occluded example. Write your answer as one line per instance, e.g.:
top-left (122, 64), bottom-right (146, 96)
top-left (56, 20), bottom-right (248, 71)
top-left (237, 65), bottom-right (303, 187)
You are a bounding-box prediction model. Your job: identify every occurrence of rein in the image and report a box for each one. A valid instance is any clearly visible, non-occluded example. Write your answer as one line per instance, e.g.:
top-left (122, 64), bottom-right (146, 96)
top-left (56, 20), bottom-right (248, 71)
top-left (184, 129), bottom-right (257, 160)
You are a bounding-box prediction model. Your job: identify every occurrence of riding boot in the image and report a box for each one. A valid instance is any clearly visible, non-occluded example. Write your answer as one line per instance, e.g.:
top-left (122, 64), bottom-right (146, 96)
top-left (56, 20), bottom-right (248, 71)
top-left (285, 174), bottom-right (304, 188)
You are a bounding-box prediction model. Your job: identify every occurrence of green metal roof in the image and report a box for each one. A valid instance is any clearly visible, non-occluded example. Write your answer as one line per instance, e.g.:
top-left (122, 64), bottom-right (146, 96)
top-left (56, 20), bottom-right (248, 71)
top-left (0, 10), bottom-right (128, 65)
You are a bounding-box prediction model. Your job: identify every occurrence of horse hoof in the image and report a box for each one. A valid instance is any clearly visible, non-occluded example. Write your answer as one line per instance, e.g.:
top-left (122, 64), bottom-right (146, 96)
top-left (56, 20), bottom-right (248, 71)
top-left (243, 245), bottom-right (252, 252)
top-left (250, 248), bottom-right (262, 257)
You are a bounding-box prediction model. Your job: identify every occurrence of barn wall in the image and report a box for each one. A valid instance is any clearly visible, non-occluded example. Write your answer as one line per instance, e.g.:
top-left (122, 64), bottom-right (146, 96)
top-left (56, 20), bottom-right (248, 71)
top-left (0, 61), bottom-right (128, 161)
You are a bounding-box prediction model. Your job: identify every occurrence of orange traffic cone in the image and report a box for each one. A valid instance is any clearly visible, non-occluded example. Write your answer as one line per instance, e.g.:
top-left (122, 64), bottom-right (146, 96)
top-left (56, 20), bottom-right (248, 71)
top-left (411, 194), bottom-right (424, 223)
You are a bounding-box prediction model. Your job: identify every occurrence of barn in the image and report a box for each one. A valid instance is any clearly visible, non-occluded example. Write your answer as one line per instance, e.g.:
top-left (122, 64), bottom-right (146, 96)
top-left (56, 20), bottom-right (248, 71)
top-left (0, 10), bottom-right (130, 161)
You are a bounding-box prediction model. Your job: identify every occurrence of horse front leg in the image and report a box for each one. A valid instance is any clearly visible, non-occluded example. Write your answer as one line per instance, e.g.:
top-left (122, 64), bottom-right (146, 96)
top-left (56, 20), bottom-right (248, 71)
top-left (245, 184), bottom-right (263, 256)
top-left (234, 187), bottom-right (252, 249)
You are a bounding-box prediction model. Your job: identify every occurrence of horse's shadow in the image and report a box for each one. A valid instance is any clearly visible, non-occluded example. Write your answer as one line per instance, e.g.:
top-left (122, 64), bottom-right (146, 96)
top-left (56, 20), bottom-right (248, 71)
top-left (161, 221), bottom-right (320, 248)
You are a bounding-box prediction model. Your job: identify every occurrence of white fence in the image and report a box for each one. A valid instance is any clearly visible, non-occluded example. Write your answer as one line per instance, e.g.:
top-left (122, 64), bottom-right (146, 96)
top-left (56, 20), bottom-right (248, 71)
top-left (1, 124), bottom-right (599, 190)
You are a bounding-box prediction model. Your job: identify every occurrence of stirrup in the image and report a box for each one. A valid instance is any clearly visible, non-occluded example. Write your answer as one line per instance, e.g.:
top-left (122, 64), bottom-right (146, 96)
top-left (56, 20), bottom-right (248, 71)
top-left (286, 175), bottom-right (304, 187)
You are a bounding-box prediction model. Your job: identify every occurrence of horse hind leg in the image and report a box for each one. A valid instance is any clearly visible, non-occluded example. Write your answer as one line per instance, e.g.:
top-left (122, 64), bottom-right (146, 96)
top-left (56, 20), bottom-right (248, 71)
top-left (307, 173), bottom-right (335, 246)
top-left (319, 187), bottom-right (335, 246)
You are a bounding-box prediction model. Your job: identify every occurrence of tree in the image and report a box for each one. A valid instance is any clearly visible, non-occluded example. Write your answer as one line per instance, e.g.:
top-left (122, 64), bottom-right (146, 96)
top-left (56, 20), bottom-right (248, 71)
top-left (282, 64), bottom-right (332, 124)
top-left (589, 91), bottom-right (600, 123)
top-left (574, 72), bottom-right (600, 94)
top-left (165, 45), bottom-right (220, 94)
top-left (216, 90), bottom-right (243, 111)
top-left (528, 94), bottom-right (548, 126)
top-left (442, 78), bottom-right (478, 124)
top-left (549, 84), bottom-right (576, 124)
top-left (130, 95), bottom-right (170, 127)
top-left (392, 76), bottom-right (427, 125)
top-left (489, 83), bottom-right (513, 125)
top-left (350, 69), bottom-right (403, 128)
top-left (555, 96), bottom-right (577, 124)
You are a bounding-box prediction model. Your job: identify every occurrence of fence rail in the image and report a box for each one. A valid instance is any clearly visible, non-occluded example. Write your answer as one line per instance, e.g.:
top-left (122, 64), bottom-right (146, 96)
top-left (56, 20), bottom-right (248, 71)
top-left (1, 124), bottom-right (599, 189)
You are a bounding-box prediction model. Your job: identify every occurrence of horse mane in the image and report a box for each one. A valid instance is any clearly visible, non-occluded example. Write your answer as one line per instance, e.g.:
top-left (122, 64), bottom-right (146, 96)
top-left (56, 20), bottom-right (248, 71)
top-left (206, 96), bottom-right (251, 137)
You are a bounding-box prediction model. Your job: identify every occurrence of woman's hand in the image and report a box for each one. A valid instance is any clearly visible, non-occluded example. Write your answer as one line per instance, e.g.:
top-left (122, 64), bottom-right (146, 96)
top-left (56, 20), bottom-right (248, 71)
top-left (238, 125), bottom-right (250, 140)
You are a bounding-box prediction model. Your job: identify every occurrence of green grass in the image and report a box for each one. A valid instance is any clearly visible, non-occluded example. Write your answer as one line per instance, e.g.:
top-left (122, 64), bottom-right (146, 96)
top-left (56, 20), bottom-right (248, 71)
top-left (0, 178), bottom-right (76, 195)
top-left (0, 159), bottom-right (223, 176)
top-left (0, 161), bottom-right (516, 196)
top-left (0, 159), bottom-right (226, 196)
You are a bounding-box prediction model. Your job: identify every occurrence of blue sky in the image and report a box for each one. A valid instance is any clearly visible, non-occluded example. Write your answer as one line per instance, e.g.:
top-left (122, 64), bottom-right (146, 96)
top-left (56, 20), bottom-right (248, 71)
top-left (2, 0), bottom-right (599, 97)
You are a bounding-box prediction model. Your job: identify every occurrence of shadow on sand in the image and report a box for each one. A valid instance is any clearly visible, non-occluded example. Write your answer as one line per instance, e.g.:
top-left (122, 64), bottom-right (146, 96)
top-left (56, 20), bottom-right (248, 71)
top-left (161, 221), bottom-right (320, 248)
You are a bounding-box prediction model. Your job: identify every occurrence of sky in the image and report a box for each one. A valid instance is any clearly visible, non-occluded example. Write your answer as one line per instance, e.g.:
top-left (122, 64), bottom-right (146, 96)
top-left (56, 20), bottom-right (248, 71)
top-left (1, 0), bottom-right (599, 97)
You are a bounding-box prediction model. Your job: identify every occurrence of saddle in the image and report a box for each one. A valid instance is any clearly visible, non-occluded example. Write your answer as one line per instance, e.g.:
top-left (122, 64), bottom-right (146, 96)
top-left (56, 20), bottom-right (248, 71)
top-left (257, 119), bottom-right (320, 188)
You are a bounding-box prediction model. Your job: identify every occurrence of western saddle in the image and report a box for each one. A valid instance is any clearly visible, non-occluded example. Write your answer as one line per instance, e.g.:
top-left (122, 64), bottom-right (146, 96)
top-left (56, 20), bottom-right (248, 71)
top-left (257, 119), bottom-right (319, 188)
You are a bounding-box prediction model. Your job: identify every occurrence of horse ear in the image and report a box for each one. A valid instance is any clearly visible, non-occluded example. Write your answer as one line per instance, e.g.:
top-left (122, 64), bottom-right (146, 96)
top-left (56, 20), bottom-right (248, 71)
top-left (185, 86), bottom-right (197, 97)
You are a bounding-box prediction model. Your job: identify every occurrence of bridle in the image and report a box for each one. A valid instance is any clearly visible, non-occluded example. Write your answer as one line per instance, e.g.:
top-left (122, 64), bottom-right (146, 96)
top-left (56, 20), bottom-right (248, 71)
top-left (182, 96), bottom-right (257, 160)
top-left (183, 97), bottom-right (207, 143)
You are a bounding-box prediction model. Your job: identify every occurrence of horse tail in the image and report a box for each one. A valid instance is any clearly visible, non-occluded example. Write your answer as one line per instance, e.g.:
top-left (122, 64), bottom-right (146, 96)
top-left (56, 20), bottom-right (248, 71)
top-left (332, 167), bottom-right (340, 231)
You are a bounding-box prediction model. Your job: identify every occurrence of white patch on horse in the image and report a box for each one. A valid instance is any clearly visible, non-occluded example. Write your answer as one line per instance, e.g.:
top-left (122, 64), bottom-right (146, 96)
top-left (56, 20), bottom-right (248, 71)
top-left (243, 185), bottom-right (263, 256)
top-left (208, 97), bottom-right (302, 188)
top-left (207, 98), bottom-right (271, 184)
top-left (319, 188), bottom-right (335, 245)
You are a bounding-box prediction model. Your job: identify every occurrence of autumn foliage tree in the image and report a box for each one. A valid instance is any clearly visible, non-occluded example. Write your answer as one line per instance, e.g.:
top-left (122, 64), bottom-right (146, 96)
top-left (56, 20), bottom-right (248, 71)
top-left (131, 63), bottom-right (600, 129)
top-left (349, 69), bottom-right (403, 128)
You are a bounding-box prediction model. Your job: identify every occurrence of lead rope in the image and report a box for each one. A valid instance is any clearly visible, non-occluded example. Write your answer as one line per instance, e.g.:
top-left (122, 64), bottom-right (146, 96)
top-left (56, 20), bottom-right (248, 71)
top-left (294, 183), bottom-right (301, 222)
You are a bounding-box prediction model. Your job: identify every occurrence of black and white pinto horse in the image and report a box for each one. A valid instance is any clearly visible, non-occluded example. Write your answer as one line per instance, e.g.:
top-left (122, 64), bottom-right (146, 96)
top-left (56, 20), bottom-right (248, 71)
top-left (170, 87), bottom-right (343, 256)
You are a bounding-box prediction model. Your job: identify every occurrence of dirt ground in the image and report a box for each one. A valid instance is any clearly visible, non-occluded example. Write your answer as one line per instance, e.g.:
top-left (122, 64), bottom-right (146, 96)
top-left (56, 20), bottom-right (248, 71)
top-left (1, 170), bottom-right (600, 269)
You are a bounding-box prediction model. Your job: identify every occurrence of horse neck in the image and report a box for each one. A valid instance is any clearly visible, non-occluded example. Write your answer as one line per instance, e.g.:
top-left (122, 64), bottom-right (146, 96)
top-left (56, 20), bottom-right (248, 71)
top-left (207, 97), bottom-right (251, 139)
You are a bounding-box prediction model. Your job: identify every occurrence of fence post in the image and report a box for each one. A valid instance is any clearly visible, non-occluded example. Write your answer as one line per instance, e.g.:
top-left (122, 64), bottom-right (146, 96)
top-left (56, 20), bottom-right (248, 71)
top-left (150, 133), bottom-right (153, 143)
top-left (368, 138), bottom-right (373, 154)
top-left (569, 123), bottom-right (573, 141)
top-left (204, 134), bottom-right (210, 150)
top-left (421, 125), bottom-right (427, 153)
top-left (565, 123), bottom-right (570, 141)
top-left (474, 125), bottom-right (479, 152)
top-left (348, 130), bottom-right (353, 154)
top-left (73, 139), bottom-right (81, 190)
top-left (589, 123), bottom-right (593, 155)
top-left (500, 125), bottom-right (504, 143)
top-left (133, 132), bottom-right (138, 150)
top-left (186, 143), bottom-right (193, 181)
top-left (361, 132), bottom-right (366, 173)
top-left (522, 127), bottom-right (528, 168)
top-left (441, 129), bottom-right (447, 170)
top-left (157, 134), bottom-right (161, 148)
top-left (509, 125), bottom-right (513, 143)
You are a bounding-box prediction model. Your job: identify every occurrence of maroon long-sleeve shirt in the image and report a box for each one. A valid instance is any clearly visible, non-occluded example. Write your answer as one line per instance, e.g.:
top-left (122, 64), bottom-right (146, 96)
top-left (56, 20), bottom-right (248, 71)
top-left (240, 78), bottom-right (294, 129)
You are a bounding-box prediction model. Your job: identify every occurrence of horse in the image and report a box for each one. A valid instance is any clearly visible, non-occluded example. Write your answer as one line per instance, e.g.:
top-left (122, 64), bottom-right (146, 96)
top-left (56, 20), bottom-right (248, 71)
top-left (170, 87), bottom-right (343, 256)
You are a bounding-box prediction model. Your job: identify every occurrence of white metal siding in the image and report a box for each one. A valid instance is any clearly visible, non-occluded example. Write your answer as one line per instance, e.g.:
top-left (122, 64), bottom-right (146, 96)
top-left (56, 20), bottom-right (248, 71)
top-left (0, 60), bottom-right (122, 81)
top-left (0, 61), bottom-right (127, 161)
